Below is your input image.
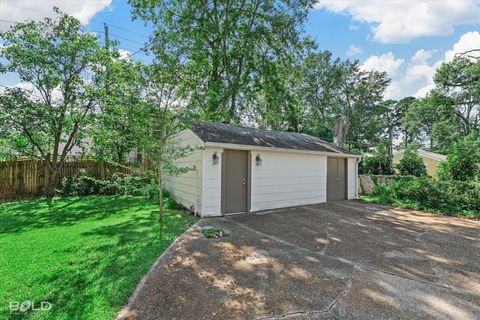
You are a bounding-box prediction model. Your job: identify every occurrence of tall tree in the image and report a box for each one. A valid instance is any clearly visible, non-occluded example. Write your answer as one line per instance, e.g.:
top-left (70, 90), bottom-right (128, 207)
top-left (338, 61), bottom-right (390, 149)
top-left (91, 57), bottom-right (147, 164)
top-left (0, 9), bottom-right (108, 196)
top-left (395, 96), bottom-right (416, 148)
top-left (403, 91), bottom-right (460, 152)
top-left (434, 54), bottom-right (480, 135)
top-left (129, 0), bottom-right (315, 122)
top-left (299, 49), bottom-right (342, 139)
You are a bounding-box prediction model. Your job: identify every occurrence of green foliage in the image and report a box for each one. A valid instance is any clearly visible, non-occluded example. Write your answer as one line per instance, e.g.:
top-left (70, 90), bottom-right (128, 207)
top-left (369, 177), bottom-right (480, 217)
top-left (0, 196), bottom-right (198, 319)
top-left (91, 60), bottom-right (148, 164)
top-left (300, 53), bottom-right (390, 149)
top-left (130, 0), bottom-right (315, 123)
top-left (396, 146), bottom-right (427, 176)
top-left (202, 227), bottom-right (231, 239)
top-left (161, 190), bottom-right (184, 210)
top-left (402, 91), bottom-right (460, 151)
top-left (59, 173), bottom-right (158, 198)
top-left (438, 138), bottom-right (480, 181)
top-left (359, 145), bottom-right (394, 175)
top-left (435, 55), bottom-right (480, 137)
top-left (0, 9), bottom-right (115, 195)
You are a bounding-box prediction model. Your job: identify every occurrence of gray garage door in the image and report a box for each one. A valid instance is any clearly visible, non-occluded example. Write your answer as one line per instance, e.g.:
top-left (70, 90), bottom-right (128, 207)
top-left (327, 157), bottom-right (347, 201)
top-left (222, 150), bottom-right (248, 214)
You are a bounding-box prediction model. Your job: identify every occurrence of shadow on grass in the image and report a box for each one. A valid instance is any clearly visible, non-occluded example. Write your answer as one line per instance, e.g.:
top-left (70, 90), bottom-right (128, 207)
top-left (0, 196), bottom-right (150, 234)
top-left (3, 196), bottom-right (197, 320)
top-left (6, 205), bottom-right (195, 319)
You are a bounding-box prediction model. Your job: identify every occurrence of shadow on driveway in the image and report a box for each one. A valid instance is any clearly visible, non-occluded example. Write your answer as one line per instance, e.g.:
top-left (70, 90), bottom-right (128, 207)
top-left (117, 200), bottom-right (480, 320)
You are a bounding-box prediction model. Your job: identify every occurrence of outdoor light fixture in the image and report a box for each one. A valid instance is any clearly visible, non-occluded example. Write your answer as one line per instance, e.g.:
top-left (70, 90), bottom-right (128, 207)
top-left (212, 152), bottom-right (219, 165)
top-left (256, 154), bottom-right (262, 166)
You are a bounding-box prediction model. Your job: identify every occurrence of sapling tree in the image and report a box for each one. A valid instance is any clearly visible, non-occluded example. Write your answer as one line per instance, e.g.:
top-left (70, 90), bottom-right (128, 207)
top-left (140, 64), bottom-right (197, 225)
top-left (0, 9), bottom-right (108, 196)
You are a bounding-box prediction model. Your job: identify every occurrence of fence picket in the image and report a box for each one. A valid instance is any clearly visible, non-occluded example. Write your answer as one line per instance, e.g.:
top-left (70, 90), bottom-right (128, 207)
top-left (0, 159), bottom-right (132, 200)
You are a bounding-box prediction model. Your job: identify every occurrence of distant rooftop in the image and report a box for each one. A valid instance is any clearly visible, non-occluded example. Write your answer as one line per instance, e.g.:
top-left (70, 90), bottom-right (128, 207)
top-left (394, 149), bottom-right (447, 162)
top-left (191, 122), bottom-right (357, 155)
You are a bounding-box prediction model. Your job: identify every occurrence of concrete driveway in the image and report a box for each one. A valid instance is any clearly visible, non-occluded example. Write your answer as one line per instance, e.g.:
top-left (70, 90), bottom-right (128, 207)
top-left (118, 201), bottom-right (480, 320)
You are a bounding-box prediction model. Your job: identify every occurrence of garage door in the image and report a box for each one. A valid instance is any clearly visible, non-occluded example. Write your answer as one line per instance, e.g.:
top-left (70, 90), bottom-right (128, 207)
top-left (327, 157), bottom-right (347, 201)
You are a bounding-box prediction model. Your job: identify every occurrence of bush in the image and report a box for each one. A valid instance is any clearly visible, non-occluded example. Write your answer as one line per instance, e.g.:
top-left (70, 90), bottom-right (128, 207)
top-left (360, 150), bottom-right (394, 175)
top-left (60, 175), bottom-right (108, 196)
top-left (58, 173), bottom-right (189, 210)
top-left (59, 172), bottom-right (158, 198)
top-left (396, 146), bottom-right (426, 176)
top-left (370, 176), bottom-right (480, 216)
top-left (161, 189), bottom-right (184, 210)
top-left (438, 139), bottom-right (479, 181)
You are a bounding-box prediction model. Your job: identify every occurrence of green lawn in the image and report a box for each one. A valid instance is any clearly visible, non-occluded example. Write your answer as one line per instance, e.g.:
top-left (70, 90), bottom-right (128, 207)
top-left (0, 196), bottom-right (198, 320)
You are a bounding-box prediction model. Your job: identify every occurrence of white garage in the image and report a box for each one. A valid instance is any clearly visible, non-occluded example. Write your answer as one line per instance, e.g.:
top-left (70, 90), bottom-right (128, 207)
top-left (165, 122), bottom-right (361, 217)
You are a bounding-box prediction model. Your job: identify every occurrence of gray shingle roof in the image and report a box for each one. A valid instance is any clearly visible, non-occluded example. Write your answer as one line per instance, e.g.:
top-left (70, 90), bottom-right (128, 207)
top-left (191, 122), bottom-right (358, 155)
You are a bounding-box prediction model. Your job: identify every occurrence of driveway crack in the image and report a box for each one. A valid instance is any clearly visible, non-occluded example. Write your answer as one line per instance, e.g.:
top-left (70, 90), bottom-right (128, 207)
top-left (322, 268), bottom-right (354, 314)
top-left (256, 273), bottom-right (353, 319)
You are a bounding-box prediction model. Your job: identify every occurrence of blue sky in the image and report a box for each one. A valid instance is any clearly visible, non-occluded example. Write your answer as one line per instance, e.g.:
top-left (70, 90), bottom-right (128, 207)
top-left (1, 0), bottom-right (480, 99)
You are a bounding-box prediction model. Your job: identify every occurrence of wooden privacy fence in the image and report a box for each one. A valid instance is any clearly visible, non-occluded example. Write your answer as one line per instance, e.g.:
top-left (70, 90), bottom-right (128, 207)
top-left (0, 159), bottom-right (132, 200)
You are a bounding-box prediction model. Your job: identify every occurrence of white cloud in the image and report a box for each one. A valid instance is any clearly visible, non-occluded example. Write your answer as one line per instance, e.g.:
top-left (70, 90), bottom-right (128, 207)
top-left (364, 31), bottom-right (480, 100)
top-left (346, 44), bottom-right (362, 56)
top-left (444, 31), bottom-right (480, 61)
top-left (118, 49), bottom-right (132, 60)
top-left (411, 49), bottom-right (436, 65)
top-left (0, 0), bottom-right (111, 32)
top-left (361, 52), bottom-right (404, 76)
top-left (315, 0), bottom-right (480, 43)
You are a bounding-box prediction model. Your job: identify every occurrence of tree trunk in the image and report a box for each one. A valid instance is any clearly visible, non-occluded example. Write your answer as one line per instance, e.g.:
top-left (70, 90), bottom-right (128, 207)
top-left (388, 127), bottom-right (393, 155)
top-left (334, 117), bottom-right (349, 148)
top-left (157, 166), bottom-right (164, 227)
top-left (46, 168), bottom-right (59, 198)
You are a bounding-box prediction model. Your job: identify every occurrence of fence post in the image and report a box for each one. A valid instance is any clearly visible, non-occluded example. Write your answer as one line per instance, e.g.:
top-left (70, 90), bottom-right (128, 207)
top-left (100, 162), bottom-right (106, 179)
top-left (44, 161), bottom-right (49, 193)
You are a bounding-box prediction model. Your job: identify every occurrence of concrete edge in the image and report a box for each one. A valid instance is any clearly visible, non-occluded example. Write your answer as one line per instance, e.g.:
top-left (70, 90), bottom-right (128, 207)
top-left (115, 221), bottom-right (203, 320)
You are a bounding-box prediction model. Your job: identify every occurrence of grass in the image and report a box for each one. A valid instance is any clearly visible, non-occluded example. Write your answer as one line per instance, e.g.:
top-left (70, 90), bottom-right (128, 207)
top-left (0, 195), bottom-right (198, 320)
top-left (360, 194), bottom-right (480, 219)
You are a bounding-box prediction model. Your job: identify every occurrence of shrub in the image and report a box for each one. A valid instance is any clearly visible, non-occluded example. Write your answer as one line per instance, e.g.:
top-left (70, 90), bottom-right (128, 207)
top-left (371, 176), bottom-right (480, 216)
top-left (396, 146), bottom-right (427, 176)
top-left (57, 173), bottom-right (191, 210)
top-left (60, 175), bottom-right (108, 196)
top-left (59, 172), bottom-right (158, 198)
top-left (438, 139), bottom-right (479, 181)
top-left (108, 172), bottom-right (158, 198)
top-left (360, 149), bottom-right (394, 175)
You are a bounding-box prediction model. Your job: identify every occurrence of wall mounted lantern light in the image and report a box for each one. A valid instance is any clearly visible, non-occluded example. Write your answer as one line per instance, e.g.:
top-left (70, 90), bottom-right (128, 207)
top-left (212, 151), bottom-right (219, 165)
top-left (256, 154), bottom-right (262, 166)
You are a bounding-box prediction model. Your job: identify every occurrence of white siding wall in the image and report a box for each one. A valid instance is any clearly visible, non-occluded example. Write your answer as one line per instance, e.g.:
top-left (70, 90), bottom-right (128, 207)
top-left (164, 130), bottom-right (203, 214)
top-left (347, 157), bottom-right (357, 200)
top-left (251, 152), bottom-right (327, 212)
top-left (201, 148), bottom-right (223, 217)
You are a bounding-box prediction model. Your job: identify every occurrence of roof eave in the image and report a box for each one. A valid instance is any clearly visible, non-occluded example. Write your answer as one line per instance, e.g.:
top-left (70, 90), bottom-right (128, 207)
top-left (204, 141), bottom-right (361, 158)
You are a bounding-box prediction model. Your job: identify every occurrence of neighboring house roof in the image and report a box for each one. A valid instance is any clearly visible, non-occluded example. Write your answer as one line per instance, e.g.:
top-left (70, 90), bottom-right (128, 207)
top-left (393, 149), bottom-right (447, 162)
top-left (191, 121), bottom-right (359, 156)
